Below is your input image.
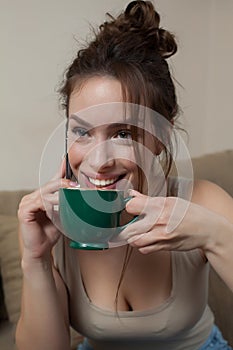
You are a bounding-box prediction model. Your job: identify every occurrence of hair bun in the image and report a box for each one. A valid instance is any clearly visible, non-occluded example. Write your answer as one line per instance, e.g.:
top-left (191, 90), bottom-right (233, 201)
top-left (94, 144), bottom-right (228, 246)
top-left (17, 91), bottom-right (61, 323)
top-left (124, 1), bottom-right (177, 59)
top-left (125, 1), bottom-right (160, 29)
top-left (157, 28), bottom-right (177, 59)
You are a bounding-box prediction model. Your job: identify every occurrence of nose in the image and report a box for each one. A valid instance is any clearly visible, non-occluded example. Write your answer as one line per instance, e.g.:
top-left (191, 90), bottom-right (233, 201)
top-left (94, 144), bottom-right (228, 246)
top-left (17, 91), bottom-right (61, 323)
top-left (86, 140), bottom-right (115, 171)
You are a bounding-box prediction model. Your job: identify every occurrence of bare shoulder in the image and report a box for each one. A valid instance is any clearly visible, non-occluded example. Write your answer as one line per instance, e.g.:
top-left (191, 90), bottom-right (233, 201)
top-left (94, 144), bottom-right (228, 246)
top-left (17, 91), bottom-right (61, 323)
top-left (191, 179), bottom-right (233, 223)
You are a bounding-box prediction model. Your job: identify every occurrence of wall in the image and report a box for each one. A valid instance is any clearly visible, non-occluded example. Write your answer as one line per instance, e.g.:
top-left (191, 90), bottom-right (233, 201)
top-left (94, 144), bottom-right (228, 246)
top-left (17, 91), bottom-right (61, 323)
top-left (0, 0), bottom-right (232, 190)
top-left (156, 0), bottom-right (233, 156)
top-left (204, 0), bottom-right (233, 153)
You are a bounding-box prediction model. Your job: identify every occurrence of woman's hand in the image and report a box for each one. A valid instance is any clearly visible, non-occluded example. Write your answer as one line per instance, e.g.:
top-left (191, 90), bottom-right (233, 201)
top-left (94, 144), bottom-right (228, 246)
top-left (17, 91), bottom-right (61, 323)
top-left (120, 189), bottom-right (223, 255)
top-left (18, 166), bottom-right (77, 260)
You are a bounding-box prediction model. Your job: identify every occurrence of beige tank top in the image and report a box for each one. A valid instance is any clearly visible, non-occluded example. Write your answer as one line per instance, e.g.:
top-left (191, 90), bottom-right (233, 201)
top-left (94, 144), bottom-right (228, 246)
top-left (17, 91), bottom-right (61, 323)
top-left (53, 236), bottom-right (214, 350)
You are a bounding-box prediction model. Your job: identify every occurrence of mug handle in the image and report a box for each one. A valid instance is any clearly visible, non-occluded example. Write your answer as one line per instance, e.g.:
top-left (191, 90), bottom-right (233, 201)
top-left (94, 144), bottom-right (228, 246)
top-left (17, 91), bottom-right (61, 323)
top-left (117, 196), bottom-right (139, 232)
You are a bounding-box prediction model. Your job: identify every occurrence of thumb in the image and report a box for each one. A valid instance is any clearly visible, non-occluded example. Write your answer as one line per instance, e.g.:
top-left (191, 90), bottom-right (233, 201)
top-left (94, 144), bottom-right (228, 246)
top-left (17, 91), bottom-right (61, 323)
top-left (52, 158), bottom-right (66, 180)
top-left (128, 189), bottom-right (145, 198)
top-left (126, 190), bottom-right (148, 215)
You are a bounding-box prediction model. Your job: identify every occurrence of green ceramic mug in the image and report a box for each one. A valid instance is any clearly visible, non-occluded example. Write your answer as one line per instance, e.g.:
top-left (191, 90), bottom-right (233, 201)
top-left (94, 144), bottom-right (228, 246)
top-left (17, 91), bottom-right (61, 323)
top-left (59, 188), bottom-right (138, 250)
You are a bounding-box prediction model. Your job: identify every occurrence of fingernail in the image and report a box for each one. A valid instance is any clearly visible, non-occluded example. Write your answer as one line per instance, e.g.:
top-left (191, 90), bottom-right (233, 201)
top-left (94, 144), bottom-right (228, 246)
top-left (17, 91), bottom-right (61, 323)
top-left (69, 181), bottom-right (78, 187)
top-left (127, 189), bottom-right (134, 196)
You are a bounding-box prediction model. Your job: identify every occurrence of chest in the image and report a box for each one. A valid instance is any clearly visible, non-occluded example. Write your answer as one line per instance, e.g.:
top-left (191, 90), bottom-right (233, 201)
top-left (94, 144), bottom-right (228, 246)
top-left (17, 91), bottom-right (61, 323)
top-left (65, 248), bottom-right (211, 345)
top-left (77, 248), bottom-right (172, 312)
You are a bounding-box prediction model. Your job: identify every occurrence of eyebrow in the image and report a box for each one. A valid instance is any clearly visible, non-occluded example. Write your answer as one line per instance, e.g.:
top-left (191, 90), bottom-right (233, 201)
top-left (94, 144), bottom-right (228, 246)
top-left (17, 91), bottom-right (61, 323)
top-left (69, 114), bottom-right (93, 128)
top-left (69, 114), bottom-right (131, 130)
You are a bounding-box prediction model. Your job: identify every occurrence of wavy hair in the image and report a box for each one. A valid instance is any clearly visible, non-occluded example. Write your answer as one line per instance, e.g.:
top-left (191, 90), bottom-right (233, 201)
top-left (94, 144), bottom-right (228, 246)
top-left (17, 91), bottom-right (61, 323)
top-left (59, 0), bottom-right (180, 311)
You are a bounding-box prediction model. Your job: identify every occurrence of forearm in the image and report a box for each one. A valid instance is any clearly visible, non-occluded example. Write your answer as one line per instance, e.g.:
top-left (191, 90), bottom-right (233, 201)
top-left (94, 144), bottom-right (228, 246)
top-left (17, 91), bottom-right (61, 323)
top-left (16, 255), bottom-right (71, 350)
top-left (204, 218), bottom-right (233, 292)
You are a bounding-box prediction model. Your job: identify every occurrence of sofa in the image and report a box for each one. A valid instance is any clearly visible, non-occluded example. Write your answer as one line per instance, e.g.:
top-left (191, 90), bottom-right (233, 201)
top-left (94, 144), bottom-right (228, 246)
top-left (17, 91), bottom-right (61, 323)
top-left (0, 149), bottom-right (233, 349)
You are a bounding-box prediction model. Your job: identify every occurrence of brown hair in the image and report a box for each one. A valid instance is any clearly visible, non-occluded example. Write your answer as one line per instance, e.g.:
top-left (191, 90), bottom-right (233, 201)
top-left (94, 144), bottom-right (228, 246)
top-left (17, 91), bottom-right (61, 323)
top-left (60, 0), bottom-right (179, 180)
top-left (60, 1), bottom-right (178, 116)
top-left (59, 0), bottom-right (179, 309)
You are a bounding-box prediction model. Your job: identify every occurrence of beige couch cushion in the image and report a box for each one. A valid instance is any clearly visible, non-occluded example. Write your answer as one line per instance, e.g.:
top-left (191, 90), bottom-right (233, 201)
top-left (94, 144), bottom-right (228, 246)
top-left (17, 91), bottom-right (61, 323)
top-left (192, 149), bottom-right (233, 196)
top-left (0, 215), bottom-right (22, 324)
top-left (0, 321), bottom-right (17, 350)
top-left (0, 190), bottom-right (30, 217)
top-left (209, 268), bottom-right (233, 346)
top-left (0, 213), bottom-right (83, 349)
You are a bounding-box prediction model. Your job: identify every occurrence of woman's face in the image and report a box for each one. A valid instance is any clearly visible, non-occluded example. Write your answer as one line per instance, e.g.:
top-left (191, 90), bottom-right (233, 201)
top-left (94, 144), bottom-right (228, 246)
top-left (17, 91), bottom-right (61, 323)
top-left (67, 76), bottom-right (139, 190)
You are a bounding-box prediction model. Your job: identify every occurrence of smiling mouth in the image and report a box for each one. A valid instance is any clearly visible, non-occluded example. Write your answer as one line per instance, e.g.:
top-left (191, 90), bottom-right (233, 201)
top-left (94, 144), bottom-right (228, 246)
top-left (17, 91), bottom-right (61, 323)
top-left (87, 174), bottom-right (125, 188)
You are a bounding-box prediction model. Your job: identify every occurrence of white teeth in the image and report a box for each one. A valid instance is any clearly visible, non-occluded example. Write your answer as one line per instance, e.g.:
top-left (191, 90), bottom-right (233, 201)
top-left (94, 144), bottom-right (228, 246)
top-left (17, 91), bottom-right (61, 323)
top-left (88, 177), bottom-right (118, 186)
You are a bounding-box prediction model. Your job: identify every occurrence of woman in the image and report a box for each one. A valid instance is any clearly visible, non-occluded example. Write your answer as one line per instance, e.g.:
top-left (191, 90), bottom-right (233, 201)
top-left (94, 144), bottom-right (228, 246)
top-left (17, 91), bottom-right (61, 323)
top-left (16, 1), bottom-right (233, 350)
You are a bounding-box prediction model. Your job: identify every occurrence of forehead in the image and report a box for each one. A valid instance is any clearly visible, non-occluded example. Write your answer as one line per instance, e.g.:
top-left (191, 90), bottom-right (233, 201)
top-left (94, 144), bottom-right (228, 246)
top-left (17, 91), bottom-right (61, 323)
top-left (69, 76), bottom-right (123, 115)
top-left (68, 76), bottom-right (167, 134)
top-left (69, 103), bottom-right (137, 128)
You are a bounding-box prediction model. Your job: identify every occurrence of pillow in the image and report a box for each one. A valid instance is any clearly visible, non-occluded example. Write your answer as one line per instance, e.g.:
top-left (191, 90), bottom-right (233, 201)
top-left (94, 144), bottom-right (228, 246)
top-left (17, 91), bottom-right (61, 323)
top-left (0, 214), bottom-right (84, 348)
top-left (192, 150), bottom-right (233, 197)
top-left (0, 215), bottom-right (22, 324)
top-left (0, 273), bottom-right (8, 320)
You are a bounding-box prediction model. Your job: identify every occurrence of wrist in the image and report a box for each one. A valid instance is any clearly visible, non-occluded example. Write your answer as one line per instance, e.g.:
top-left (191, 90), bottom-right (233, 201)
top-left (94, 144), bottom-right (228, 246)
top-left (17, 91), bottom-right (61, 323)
top-left (21, 252), bottom-right (53, 278)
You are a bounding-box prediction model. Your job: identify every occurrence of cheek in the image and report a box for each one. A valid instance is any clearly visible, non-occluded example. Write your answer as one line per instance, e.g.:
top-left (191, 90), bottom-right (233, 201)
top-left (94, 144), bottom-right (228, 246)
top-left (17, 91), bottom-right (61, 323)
top-left (120, 158), bottom-right (137, 171)
top-left (68, 140), bottom-right (139, 168)
top-left (68, 144), bottom-right (85, 169)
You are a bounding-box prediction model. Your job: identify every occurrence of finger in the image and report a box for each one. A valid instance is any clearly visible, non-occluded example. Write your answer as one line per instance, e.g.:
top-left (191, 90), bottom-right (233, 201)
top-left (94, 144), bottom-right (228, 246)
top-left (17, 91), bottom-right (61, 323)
top-left (130, 228), bottom-right (184, 254)
top-left (111, 216), bottom-right (144, 243)
top-left (42, 192), bottom-right (59, 206)
top-left (138, 238), bottom-right (180, 254)
top-left (18, 196), bottom-right (46, 222)
top-left (126, 195), bottom-right (167, 218)
top-left (51, 168), bottom-right (62, 181)
top-left (61, 157), bottom-right (66, 178)
top-left (128, 225), bottom-right (167, 247)
top-left (116, 215), bottom-right (153, 242)
top-left (52, 158), bottom-right (67, 180)
top-left (126, 195), bottom-right (150, 215)
top-left (128, 189), bottom-right (145, 198)
top-left (43, 202), bottom-right (54, 220)
top-left (40, 179), bottom-right (78, 215)
top-left (139, 244), bottom-right (164, 254)
top-left (40, 178), bottom-right (76, 197)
